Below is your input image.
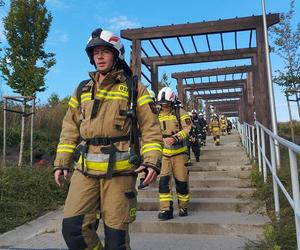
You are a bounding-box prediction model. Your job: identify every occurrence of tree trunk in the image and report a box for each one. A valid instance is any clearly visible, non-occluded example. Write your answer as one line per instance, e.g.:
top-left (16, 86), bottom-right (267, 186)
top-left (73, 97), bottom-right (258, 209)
top-left (18, 102), bottom-right (25, 167)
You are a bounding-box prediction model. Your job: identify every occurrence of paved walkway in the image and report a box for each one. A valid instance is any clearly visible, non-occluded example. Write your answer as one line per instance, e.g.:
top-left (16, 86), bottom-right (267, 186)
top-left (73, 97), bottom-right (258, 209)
top-left (0, 130), bottom-right (269, 250)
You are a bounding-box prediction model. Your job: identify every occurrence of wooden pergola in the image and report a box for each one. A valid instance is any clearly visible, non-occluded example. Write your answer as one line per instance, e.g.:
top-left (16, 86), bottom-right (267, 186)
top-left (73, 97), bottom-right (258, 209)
top-left (121, 14), bottom-right (280, 128)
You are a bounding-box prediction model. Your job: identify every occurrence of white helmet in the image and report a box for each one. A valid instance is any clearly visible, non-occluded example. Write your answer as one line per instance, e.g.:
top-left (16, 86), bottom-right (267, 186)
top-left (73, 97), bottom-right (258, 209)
top-left (147, 88), bottom-right (156, 100)
top-left (199, 112), bottom-right (204, 116)
top-left (86, 28), bottom-right (125, 65)
top-left (191, 109), bottom-right (198, 114)
top-left (157, 87), bottom-right (176, 104)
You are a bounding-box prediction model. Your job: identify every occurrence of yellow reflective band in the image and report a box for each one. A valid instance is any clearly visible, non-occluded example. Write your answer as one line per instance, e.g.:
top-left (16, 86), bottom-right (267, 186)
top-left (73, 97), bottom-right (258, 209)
top-left (97, 89), bottom-right (129, 98)
top-left (142, 143), bottom-right (162, 150)
top-left (70, 97), bottom-right (79, 104)
top-left (179, 131), bottom-right (187, 139)
top-left (92, 241), bottom-right (103, 250)
top-left (57, 149), bottom-right (74, 153)
top-left (180, 115), bottom-right (190, 120)
top-left (163, 146), bottom-right (188, 156)
top-left (142, 147), bottom-right (162, 154)
top-left (96, 93), bottom-right (128, 101)
top-left (57, 144), bottom-right (76, 149)
top-left (158, 115), bottom-right (177, 121)
top-left (138, 94), bottom-right (153, 106)
top-left (141, 143), bottom-right (162, 154)
top-left (159, 193), bottom-right (173, 198)
top-left (68, 101), bottom-right (77, 108)
top-left (81, 92), bottom-right (91, 97)
top-left (177, 194), bottom-right (190, 202)
top-left (78, 156), bottom-right (133, 172)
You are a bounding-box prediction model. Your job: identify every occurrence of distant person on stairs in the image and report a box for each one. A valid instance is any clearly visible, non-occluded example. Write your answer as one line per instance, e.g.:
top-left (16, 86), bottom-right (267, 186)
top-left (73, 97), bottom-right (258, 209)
top-left (210, 114), bottom-right (221, 146)
top-left (157, 87), bottom-right (192, 220)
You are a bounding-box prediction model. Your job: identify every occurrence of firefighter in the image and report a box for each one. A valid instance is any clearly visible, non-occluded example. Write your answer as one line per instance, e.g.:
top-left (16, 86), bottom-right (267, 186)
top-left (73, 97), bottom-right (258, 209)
top-left (227, 119), bottom-right (232, 135)
top-left (198, 112), bottom-right (208, 146)
top-left (220, 114), bottom-right (228, 136)
top-left (210, 114), bottom-right (221, 145)
top-left (137, 88), bottom-right (158, 190)
top-left (53, 28), bottom-right (163, 250)
top-left (157, 87), bottom-right (192, 220)
top-left (190, 109), bottom-right (201, 162)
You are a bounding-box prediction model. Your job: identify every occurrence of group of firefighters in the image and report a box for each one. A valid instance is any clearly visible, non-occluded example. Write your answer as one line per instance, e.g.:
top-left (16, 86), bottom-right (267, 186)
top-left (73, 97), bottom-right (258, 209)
top-left (53, 28), bottom-right (234, 249)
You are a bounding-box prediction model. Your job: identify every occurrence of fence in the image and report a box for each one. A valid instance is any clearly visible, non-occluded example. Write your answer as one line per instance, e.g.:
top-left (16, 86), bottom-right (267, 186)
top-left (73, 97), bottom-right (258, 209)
top-left (238, 120), bottom-right (300, 249)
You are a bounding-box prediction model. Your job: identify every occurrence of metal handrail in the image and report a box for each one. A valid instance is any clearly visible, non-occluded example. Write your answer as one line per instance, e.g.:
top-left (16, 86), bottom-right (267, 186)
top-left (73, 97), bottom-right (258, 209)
top-left (238, 120), bottom-right (300, 249)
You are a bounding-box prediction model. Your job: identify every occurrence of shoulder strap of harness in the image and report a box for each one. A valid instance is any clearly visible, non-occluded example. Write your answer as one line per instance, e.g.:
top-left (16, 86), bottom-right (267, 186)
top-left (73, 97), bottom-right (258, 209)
top-left (174, 106), bottom-right (183, 131)
top-left (76, 79), bottom-right (90, 105)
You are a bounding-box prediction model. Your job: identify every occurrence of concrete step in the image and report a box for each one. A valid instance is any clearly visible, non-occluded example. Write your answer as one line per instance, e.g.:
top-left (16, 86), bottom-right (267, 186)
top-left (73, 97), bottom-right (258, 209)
top-left (137, 198), bottom-right (256, 213)
top-left (151, 178), bottom-right (252, 188)
top-left (130, 211), bottom-right (269, 236)
top-left (189, 164), bottom-right (252, 171)
top-left (129, 233), bottom-right (256, 250)
top-left (187, 170), bottom-right (251, 179)
top-left (137, 187), bottom-right (255, 199)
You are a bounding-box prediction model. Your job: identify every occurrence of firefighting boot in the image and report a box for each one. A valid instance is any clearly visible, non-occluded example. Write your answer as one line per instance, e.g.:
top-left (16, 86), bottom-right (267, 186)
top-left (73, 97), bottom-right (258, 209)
top-left (196, 156), bottom-right (200, 162)
top-left (179, 208), bottom-right (188, 217)
top-left (158, 210), bottom-right (174, 220)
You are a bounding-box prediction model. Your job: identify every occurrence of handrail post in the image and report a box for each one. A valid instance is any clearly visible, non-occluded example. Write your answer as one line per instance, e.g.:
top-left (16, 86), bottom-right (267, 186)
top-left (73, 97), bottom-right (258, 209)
top-left (289, 149), bottom-right (300, 249)
top-left (270, 136), bottom-right (280, 220)
top-left (252, 126), bottom-right (256, 160)
top-left (256, 122), bottom-right (262, 173)
top-left (261, 126), bottom-right (267, 183)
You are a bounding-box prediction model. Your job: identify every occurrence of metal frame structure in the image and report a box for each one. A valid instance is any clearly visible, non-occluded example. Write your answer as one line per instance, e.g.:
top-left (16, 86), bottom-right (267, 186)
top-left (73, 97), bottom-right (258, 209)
top-left (122, 14), bottom-right (280, 128)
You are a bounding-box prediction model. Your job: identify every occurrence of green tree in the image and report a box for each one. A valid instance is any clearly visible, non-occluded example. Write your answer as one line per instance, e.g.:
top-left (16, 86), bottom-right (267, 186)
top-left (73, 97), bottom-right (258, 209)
top-left (271, 0), bottom-right (300, 91)
top-left (47, 93), bottom-right (60, 108)
top-left (0, 0), bottom-right (55, 96)
top-left (158, 72), bottom-right (171, 91)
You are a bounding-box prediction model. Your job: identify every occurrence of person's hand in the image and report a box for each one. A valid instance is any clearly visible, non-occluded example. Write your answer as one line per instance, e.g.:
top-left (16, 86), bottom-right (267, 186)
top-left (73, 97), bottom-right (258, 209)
top-left (163, 137), bottom-right (176, 146)
top-left (54, 169), bottom-right (69, 187)
top-left (134, 166), bottom-right (157, 185)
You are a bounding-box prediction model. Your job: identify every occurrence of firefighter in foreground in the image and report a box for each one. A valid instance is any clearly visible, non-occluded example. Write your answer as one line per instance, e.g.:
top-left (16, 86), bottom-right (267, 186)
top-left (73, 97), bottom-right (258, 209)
top-left (157, 87), bottom-right (192, 220)
top-left (220, 114), bottom-right (228, 136)
top-left (210, 114), bottom-right (221, 145)
top-left (53, 28), bottom-right (162, 250)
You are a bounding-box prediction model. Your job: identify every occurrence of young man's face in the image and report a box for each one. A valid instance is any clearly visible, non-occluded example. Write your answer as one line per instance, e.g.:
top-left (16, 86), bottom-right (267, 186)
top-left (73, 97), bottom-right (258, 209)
top-left (93, 46), bottom-right (115, 73)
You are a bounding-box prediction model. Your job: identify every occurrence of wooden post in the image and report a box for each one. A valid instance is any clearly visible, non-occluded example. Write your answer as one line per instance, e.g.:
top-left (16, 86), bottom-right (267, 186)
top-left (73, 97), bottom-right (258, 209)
top-left (151, 63), bottom-right (158, 95)
top-left (177, 78), bottom-right (183, 102)
top-left (255, 27), bottom-right (272, 128)
top-left (247, 72), bottom-right (255, 124)
top-left (30, 98), bottom-right (35, 167)
top-left (3, 97), bottom-right (7, 166)
top-left (131, 39), bottom-right (141, 80)
top-left (18, 100), bottom-right (26, 167)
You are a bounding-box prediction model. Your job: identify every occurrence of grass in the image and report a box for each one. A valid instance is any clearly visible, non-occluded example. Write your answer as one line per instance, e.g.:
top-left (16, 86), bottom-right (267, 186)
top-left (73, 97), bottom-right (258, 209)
top-left (0, 165), bottom-right (68, 233)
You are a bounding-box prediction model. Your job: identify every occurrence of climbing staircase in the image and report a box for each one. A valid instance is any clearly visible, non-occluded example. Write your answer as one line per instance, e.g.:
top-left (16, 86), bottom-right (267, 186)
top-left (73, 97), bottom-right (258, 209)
top-left (0, 130), bottom-right (269, 250)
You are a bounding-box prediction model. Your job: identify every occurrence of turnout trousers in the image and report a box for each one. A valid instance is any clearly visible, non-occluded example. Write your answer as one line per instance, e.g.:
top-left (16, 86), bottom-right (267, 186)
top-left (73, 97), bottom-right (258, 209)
top-left (159, 153), bottom-right (190, 211)
top-left (62, 170), bottom-right (137, 250)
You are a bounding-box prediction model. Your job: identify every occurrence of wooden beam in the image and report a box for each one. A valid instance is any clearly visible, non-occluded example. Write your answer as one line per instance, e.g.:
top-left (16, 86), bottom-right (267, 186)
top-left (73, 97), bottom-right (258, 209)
top-left (142, 48), bottom-right (256, 66)
top-left (121, 14), bottom-right (279, 40)
top-left (194, 92), bottom-right (242, 100)
top-left (172, 65), bottom-right (253, 79)
top-left (183, 80), bottom-right (246, 91)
